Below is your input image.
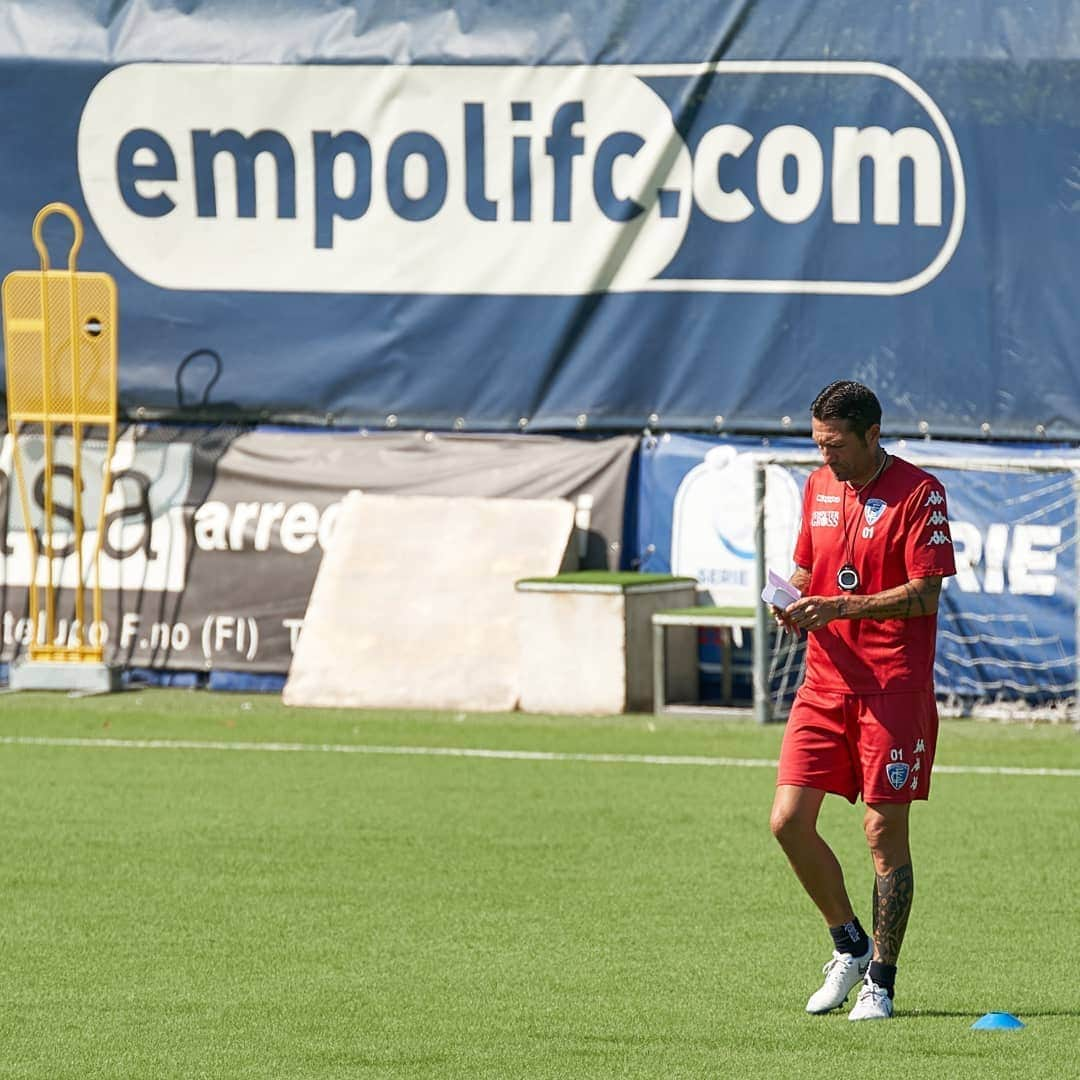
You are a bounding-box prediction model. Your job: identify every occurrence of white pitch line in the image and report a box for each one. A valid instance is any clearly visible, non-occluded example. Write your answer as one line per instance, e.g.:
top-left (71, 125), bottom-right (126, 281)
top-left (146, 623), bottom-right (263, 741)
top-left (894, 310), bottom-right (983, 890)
top-left (934, 763), bottom-right (1080, 777)
top-left (0, 735), bottom-right (1077, 778)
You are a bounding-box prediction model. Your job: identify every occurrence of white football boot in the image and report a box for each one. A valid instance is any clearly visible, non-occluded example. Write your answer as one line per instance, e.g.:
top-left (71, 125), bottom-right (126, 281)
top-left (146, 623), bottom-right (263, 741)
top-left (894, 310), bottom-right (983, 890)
top-left (848, 975), bottom-right (894, 1021)
top-left (804, 942), bottom-right (873, 1014)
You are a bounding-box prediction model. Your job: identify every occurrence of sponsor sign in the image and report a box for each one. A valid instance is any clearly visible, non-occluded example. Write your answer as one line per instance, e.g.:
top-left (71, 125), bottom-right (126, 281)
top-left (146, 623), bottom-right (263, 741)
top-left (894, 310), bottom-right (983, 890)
top-left (78, 62), bottom-right (962, 297)
top-left (670, 443), bottom-right (801, 606)
top-left (633, 434), bottom-right (1080, 703)
top-left (1, 427), bottom-right (635, 672)
top-left (0, 5), bottom-right (1078, 436)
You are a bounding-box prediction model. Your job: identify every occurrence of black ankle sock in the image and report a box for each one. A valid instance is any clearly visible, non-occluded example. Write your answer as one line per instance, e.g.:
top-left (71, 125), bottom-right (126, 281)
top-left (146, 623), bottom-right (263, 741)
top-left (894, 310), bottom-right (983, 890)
top-left (828, 917), bottom-right (870, 956)
top-left (868, 961), bottom-right (896, 997)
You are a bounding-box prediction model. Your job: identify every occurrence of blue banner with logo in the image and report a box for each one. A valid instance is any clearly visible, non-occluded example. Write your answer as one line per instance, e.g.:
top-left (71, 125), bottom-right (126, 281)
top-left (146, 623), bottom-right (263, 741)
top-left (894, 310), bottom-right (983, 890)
top-left (632, 434), bottom-right (1079, 705)
top-left (1, 3), bottom-right (1079, 437)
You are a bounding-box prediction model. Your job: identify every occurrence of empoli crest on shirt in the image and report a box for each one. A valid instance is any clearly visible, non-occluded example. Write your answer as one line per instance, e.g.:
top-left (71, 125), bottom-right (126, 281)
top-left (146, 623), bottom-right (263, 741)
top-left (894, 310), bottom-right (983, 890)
top-left (864, 498), bottom-right (887, 526)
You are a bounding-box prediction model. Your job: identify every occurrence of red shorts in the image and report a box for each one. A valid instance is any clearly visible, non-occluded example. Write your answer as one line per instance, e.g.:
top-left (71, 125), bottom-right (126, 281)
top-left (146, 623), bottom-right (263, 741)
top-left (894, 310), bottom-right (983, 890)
top-left (777, 685), bottom-right (939, 804)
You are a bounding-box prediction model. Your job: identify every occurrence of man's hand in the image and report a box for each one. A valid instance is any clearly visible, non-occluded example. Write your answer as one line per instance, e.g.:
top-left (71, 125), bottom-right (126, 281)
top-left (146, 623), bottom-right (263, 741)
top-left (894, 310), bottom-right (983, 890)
top-left (771, 603), bottom-right (800, 636)
top-left (771, 566), bottom-right (813, 635)
top-left (785, 595), bottom-right (844, 632)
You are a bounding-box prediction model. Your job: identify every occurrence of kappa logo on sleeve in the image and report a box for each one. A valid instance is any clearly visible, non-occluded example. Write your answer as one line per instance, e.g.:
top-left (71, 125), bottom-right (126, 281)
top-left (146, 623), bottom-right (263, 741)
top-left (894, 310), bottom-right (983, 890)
top-left (923, 489), bottom-right (945, 507)
top-left (928, 530), bottom-right (952, 546)
top-left (926, 510), bottom-right (948, 526)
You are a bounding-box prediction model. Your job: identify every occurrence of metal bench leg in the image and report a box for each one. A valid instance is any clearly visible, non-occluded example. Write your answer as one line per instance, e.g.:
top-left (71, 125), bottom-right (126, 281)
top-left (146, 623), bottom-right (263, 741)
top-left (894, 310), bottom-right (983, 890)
top-left (721, 626), bottom-right (733, 704)
top-left (652, 621), bottom-right (666, 713)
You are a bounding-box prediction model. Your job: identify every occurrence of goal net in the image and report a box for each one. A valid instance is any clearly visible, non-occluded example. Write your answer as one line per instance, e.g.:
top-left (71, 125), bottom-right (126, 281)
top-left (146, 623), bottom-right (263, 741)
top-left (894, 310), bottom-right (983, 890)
top-left (760, 444), bottom-right (1079, 723)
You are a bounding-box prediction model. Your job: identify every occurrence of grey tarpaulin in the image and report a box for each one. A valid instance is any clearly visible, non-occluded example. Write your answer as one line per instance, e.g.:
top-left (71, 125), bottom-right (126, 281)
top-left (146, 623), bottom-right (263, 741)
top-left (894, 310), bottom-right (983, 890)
top-left (0, 426), bottom-right (637, 673)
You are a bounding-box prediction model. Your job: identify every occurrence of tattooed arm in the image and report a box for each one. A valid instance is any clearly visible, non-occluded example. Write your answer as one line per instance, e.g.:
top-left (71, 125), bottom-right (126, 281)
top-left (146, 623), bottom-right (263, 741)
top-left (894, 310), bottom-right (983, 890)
top-left (785, 575), bottom-right (942, 631)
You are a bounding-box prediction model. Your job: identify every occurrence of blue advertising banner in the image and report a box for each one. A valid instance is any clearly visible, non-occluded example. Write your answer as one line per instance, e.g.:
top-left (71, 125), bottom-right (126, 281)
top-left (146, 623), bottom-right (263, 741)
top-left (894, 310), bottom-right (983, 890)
top-left (632, 434), bottom-right (1079, 705)
top-left (1, 3), bottom-right (1079, 437)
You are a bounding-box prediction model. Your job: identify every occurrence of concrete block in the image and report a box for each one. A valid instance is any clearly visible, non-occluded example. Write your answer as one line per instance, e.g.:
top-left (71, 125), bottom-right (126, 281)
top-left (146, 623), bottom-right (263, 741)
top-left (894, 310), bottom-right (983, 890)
top-left (516, 576), bottom-right (697, 714)
top-left (9, 658), bottom-right (121, 694)
top-left (284, 492), bottom-right (575, 711)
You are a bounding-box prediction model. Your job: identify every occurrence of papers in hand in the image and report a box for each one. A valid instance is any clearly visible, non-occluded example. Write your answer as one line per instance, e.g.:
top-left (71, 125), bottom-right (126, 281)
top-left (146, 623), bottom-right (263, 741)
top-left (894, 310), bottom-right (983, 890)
top-left (761, 569), bottom-right (801, 610)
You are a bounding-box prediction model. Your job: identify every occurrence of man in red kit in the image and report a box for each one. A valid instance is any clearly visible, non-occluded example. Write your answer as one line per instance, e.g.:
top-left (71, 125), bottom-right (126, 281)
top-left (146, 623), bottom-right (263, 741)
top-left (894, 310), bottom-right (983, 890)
top-left (769, 380), bottom-right (956, 1021)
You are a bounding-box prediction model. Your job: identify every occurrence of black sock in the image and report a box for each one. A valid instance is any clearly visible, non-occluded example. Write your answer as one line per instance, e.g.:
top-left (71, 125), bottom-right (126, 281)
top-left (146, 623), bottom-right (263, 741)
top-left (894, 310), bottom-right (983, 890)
top-left (828, 917), bottom-right (870, 956)
top-left (868, 961), bottom-right (896, 998)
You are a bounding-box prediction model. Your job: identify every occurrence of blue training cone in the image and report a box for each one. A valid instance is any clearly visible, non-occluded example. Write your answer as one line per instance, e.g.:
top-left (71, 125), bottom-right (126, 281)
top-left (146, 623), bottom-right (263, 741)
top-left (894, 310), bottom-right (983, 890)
top-left (972, 1012), bottom-right (1025, 1031)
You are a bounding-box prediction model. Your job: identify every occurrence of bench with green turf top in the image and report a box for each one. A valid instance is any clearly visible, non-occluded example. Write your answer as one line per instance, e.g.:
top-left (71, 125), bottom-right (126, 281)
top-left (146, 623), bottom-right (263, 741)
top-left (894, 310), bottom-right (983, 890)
top-left (651, 606), bottom-right (756, 712)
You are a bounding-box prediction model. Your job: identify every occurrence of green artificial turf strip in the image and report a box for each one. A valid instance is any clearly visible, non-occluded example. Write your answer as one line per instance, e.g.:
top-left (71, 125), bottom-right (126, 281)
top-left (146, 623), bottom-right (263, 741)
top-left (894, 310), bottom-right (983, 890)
top-left (0, 692), bottom-right (1076, 1078)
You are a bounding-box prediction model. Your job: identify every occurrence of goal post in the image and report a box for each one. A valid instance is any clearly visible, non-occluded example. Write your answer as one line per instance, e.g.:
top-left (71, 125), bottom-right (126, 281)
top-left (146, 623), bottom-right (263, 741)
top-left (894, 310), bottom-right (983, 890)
top-left (751, 448), bottom-right (1080, 724)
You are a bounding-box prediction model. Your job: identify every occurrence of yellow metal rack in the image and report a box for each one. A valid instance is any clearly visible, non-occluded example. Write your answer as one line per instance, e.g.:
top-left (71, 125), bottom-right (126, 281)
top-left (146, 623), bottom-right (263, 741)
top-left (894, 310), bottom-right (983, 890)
top-left (3, 203), bottom-right (118, 664)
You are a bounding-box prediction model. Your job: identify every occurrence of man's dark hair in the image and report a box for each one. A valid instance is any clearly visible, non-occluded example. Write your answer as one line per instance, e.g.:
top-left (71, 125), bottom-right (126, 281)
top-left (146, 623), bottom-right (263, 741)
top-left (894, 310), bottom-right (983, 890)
top-left (811, 380), bottom-right (882, 440)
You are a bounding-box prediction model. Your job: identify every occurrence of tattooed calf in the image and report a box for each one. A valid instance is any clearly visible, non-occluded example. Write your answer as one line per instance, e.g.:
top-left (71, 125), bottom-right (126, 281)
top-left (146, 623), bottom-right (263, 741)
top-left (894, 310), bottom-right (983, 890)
top-left (873, 864), bottom-right (914, 964)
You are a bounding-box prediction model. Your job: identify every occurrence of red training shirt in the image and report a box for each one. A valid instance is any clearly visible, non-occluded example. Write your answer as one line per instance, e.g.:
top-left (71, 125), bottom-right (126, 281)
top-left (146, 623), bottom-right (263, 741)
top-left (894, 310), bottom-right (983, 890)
top-left (792, 455), bottom-right (957, 694)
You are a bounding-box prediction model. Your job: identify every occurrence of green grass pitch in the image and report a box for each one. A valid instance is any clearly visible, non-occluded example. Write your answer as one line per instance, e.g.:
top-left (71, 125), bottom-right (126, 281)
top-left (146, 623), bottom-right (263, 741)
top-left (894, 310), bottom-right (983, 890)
top-left (0, 690), bottom-right (1077, 1079)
